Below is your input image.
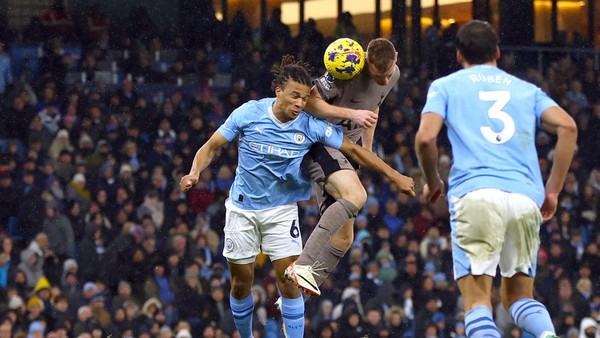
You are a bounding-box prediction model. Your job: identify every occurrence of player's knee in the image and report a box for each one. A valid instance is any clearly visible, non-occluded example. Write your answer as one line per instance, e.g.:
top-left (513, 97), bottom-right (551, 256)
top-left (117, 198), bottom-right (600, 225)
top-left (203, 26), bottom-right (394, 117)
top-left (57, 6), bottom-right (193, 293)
top-left (331, 179), bottom-right (367, 208)
top-left (346, 187), bottom-right (367, 209)
top-left (230, 279), bottom-right (252, 299)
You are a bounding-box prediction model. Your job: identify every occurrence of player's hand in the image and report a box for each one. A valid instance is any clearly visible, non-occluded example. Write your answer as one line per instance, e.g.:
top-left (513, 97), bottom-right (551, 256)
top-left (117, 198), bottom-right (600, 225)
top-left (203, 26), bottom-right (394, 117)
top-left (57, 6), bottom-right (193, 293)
top-left (179, 174), bottom-right (198, 192)
top-left (391, 172), bottom-right (415, 197)
top-left (540, 192), bottom-right (559, 221)
top-left (423, 179), bottom-right (445, 203)
top-left (350, 109), bottom-right (378, 129)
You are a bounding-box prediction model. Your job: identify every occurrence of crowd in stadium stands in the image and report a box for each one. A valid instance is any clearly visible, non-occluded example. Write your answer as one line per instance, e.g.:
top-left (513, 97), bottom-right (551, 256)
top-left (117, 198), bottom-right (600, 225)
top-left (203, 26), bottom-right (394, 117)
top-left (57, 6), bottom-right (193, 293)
top-left (0, 1), bottom-right (599, 337)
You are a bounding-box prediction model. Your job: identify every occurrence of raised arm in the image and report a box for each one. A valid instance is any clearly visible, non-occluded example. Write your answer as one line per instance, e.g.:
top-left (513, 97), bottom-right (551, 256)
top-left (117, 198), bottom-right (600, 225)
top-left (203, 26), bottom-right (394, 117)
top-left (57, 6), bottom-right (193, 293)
top-left (180, 131), bottom-right (230, 192)
top-left (539, 105), bottom-right (578, 220)
top-left (305, 86), bottom-right (378, 129)
top-left (339, 137), bottom-right (415, 196)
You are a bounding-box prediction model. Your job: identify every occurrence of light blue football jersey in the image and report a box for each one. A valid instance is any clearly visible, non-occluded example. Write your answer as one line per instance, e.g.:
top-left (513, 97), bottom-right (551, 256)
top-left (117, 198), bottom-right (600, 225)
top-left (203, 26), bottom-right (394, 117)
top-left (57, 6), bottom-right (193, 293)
top-left (218, 97), bottom-right (344, 210)
top-left (422, 65), bottom-right (558, 206)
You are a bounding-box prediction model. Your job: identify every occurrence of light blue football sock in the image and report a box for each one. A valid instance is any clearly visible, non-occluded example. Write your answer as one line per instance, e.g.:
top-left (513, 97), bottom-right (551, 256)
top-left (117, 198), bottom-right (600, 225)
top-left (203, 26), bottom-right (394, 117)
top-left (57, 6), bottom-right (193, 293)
top-left (281, 295), bottom-right (305, 338)
top-left (509, 298), bottom-right (556, 338)
top-left (230, 293), bottom-right (254, 338)
top-left (465, 305), bottom-right (501, 337)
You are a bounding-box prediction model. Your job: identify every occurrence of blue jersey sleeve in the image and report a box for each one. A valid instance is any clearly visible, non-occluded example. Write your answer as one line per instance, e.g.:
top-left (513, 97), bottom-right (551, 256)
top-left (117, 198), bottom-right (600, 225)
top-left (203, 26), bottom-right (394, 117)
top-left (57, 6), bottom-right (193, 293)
top-left (422, 80), bottom-right (448, 119)
top-left (218, 106), bottom-right (245, 141)
top-left (534, 88), bottom-right (558, 127)
top-left (308, 117), bottom-right (344, 149)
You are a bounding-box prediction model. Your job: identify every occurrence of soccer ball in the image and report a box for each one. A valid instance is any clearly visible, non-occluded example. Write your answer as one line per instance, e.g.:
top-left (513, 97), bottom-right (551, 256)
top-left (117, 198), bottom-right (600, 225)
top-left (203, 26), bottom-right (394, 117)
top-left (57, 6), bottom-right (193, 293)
top-left (323, 38), bottom-right (365, 80)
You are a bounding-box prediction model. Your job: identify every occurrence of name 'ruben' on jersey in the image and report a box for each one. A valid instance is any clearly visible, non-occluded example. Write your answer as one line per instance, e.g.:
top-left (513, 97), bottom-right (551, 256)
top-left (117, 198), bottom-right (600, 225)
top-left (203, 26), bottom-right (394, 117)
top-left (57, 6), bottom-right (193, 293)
top-left (218, 98), bottom-right (344, 210)
top-left (422, 65), bottom-right (558, 206)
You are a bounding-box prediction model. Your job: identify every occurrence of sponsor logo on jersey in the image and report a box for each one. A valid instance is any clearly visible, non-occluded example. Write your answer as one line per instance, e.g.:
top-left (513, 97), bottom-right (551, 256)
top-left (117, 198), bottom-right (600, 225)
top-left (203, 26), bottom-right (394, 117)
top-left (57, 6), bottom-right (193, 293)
top-left (318, 75), bottom-right (332, 91)
top-left (249, 141), bottom-right (301, 158)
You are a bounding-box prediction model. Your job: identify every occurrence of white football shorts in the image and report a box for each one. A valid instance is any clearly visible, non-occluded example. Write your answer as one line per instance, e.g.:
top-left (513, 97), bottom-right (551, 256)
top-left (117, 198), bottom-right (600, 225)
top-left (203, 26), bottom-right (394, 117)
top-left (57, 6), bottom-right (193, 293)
top-left (449, 188), bottom-right (543, 280)
top-left (223, 199), bottom-right (303, 264)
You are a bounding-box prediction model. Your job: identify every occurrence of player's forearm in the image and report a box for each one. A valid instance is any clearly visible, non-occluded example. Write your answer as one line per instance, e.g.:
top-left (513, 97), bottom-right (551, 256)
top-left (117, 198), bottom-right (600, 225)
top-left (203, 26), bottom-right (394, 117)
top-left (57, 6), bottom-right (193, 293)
top-left (341, 142), bottom-right (395, 179)
top-left (415, 138), bottom-right (441, 185)
top-left (188, 145), bottom-right (217, 179)
top-left (362, 125), bottom-right (375, 152)
top-left (305, 97), bottom-right (352, 120)
top-left (545, 123), bottom-right (577, 195)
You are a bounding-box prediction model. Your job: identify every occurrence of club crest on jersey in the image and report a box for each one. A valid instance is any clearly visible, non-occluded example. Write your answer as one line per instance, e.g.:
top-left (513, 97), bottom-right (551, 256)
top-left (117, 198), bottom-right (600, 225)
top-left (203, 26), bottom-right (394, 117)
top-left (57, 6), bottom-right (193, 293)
top-left (293, 132), bottom-right (306, 144)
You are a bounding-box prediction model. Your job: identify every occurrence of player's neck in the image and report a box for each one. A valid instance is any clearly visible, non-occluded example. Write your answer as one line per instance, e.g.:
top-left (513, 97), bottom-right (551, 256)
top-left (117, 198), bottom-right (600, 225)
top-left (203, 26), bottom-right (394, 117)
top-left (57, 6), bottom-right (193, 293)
top-left (271, 102), bottom-right (294, 123)
top-left (462, 60), bottom-right (497, 69)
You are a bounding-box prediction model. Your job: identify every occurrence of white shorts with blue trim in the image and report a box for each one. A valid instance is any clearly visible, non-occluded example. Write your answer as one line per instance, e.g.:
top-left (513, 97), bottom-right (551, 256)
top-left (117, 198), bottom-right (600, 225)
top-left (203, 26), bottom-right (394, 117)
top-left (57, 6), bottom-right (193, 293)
top-left (223, 199), bottom-right (303, 264)
top-left (449, 188), bottom-right (542, 280)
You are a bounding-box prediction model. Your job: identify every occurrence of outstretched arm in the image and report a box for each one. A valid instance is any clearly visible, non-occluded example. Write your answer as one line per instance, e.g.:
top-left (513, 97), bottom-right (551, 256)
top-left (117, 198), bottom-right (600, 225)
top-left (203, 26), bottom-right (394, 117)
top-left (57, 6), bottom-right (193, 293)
top-left (539, 106), bottom-right (578, 220)
top-left (415, 112), bottom-right (445, 203)
top-left (305, 86), bottom-right (378, 129)
top-left (180, 131), bottom-right (230, 191)
top-left (339, 137), bottom-right (415, 196)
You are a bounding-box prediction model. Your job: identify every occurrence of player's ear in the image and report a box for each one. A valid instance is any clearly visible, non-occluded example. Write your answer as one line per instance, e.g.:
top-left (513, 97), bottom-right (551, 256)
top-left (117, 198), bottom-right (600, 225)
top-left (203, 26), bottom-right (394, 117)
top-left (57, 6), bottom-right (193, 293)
top-left (275, 86), bottom-right (282, 97)
top-left (456, 50), bottom-right (463, 64)
top-left (494, 46), bottom-right (501, 60)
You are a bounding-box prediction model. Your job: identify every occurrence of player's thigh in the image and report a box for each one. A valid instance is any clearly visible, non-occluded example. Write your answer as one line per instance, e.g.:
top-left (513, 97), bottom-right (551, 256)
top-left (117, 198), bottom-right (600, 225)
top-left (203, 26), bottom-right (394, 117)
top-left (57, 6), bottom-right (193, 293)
top-left (302, 145), bottom-right (365, 210)
top-left (450, 189), bottom-right (507, 280)
top-left (499, 193), bottom-right (542, 278)
top-left (326, 169), bottom-right (366, 207)
top-left (222, 200), bottom-right (261, 264)
top-left (259, 204), bottom-right (303, 262)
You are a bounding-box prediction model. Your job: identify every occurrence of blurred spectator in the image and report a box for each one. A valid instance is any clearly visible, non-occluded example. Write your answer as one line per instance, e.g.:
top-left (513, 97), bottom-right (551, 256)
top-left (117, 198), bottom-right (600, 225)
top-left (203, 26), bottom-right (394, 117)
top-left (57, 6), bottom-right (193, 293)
top-left (0, 39), bottom-right (12, 110)
top-left (42, 200), bottom-right (74, 262)
top-left (261, 8), bottom-right (291, 47)
top-left (76, 226), bottom-right (107, 283)
top-left (0, 173), bottom-right (18, 231)
top-left (22, 16), bottom-right (45, 43)
top-left (143, 261), bottom-right (177, 307)
top-left (363, 307), bottom-right (385, 336)
top-left (549, 277), bottom-right (590, 325)
top-left (4, 94), bottom-right (35, 141)
top-left (566, 80), bottom-right (589, 110)
top-left (335, 11), bottom-right (359, 41)
top-left (40, 0), bottom-right (75, 40)
top-left (83, 4), bottom-right (110, 47)
top-left (385, 306), bottom-right (410, 336)
top-left (126, 6), bottom-right (158, 45)
top-left (336, 309), bottom-right (364, 338)
top-left (18, 234), bottom-right (49, 287)
top-left (423, 21), bottom-right (442, 77)
top-left (579, 317), bottom-right (600, 337)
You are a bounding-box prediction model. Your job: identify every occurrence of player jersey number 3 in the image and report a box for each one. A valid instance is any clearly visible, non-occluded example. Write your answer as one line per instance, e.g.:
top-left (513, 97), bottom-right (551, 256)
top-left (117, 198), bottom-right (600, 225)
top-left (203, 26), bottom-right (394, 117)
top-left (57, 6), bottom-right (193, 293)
top-left (478, 90), bottom-right (515, 144)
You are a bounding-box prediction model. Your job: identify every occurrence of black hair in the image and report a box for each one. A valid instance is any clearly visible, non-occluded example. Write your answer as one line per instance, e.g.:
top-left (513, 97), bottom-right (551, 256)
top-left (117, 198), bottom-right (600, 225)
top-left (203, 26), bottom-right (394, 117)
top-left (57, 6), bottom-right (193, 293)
top-left (270, 54), bottom-right (313, 91)
top-left (455, 20), bottom-right (499, 65)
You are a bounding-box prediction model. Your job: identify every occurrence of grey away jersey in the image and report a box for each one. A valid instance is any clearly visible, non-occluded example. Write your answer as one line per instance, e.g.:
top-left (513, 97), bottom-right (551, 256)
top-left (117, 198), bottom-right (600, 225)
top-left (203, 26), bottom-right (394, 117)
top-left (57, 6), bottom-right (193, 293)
top-left (313, 65), bottom-right (400, 142)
